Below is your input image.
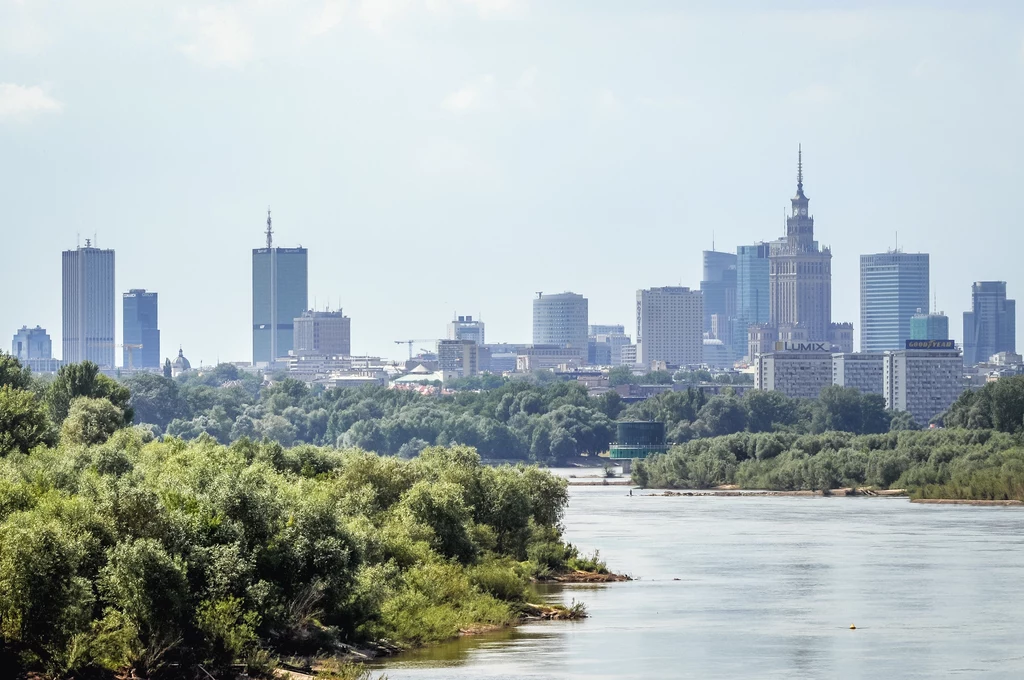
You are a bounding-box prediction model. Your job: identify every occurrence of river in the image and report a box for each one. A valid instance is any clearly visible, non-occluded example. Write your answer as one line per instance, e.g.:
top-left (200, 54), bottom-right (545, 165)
top-left (378, 474), bottom-right (1024, 679)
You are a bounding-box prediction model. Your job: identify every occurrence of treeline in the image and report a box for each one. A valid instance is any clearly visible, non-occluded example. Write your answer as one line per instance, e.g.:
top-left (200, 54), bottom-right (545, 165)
top-left (634, 428), bottom-right (1024, 501)
top-left (0, 354), bottom-right (598, 678)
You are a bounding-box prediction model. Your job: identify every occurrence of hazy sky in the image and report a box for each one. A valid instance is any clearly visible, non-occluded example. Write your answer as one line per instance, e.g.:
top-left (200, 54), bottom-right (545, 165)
top-left (3, 0), bottom-right (1023, 364)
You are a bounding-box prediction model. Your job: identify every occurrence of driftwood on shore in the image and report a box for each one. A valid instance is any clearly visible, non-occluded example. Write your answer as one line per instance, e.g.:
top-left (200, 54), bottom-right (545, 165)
top-left (911, 498), bottom-right (1024, 506)
top-left (648, 487), bottom-right (907, 498)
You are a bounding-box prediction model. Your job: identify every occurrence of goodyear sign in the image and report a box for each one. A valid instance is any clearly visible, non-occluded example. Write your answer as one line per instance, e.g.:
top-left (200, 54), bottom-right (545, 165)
top-left (905, 339), bottom-right (955, 350)
top-left (774, 341), bottom-right (829, 352)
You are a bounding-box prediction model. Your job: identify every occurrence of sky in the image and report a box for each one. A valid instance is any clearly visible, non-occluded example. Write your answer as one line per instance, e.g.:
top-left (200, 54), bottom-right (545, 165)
top-left (2, 0), bottom-right (1024, 365)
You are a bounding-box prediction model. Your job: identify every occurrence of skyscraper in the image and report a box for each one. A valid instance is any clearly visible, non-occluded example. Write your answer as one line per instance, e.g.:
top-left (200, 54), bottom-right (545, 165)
top-left (700, 250), bottom-right (737, 352)
top-left (122, 289), bottom-right (160, 369)
top-left (253, 210), bottom-right (308, 365)
top-left (447, 315), bottom-right (485, 345)
top-left (735, 243), bottom-right (770, 359)
top-left (532, 292), bottom-right (588, 350)
top-left (768, 147), bottom-right (832, 343)
top-left (910, 309), bottom-right (949, 341)
top-left (636, 286), bottom-right (703, 368)
top-left (62, 241), bottom-right (115, 367)
top-left (963, 281), bottom-right (1016, 366)
top-left (859, 251), bottom-right (930, 352)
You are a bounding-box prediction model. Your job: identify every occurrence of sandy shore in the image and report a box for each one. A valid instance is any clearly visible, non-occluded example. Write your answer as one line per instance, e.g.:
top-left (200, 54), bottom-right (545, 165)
top-left (648, 487), bottom-right (907, 498)
top-left (910, 498), bottom-right (1024, 506)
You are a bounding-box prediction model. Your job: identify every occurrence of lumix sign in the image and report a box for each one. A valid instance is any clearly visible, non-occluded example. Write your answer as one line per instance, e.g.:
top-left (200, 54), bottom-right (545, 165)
top-left (774, 341), bottom-right (829, 352)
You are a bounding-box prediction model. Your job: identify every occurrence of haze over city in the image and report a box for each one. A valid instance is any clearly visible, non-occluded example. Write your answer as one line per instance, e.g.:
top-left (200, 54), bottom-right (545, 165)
top-left (3, 1), bottom-right (1024, 362)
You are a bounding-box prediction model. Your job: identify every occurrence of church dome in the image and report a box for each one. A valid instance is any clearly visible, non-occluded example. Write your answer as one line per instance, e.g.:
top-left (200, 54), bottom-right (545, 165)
top-left (172, 348), bottom-right (191, 373)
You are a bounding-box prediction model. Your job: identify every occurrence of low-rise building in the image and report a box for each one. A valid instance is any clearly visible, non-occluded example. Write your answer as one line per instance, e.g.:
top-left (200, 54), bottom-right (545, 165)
top-left (883, 346), bottom-right (963, 425)
top-left (515, 345), bottom-right (585, 372)
top-left (832, 352), bottom-right (885, 395)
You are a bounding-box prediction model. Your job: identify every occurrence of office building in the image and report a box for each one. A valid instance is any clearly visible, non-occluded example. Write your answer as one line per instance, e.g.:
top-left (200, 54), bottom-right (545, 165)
top-left (910, 309), bottom-right (949, 341)
top-left (768, 148), bottom-right (832, 343)
top-left (832, 353), bottom-right (884, 395)
top-left (437, 339), bottom-right (479, 378)
top-left (253, 211), bottom-right (308, 364)
top-left (515, 345), bottom-right (586, 372)
top-left (963, 281), bottom-right (1016, 366)
top-left (620, 344), bottom-right (638, 366)
top-left (294, 309), bottom-right (351, 357)
top-left (755, 350), bottom-right (832, 399)
top-left (636, 286), bottom-right (703, 368)
top-left (859, 251), bottom-right (929, 352)
top-left (700, 250), bottom-right (737, 355)
top-left (122, 289), bottom-right (160, 369)
top-left (447, 315), bottom-right (485, 345)
top-left (532, 292), bottom-right (588, 350)
top-left (62, 241), bottom-right (115, 367)
top-left (735, 243), bottom-right (771, 360)
top-left (11, 326), bottom-right (60, 372)
top-left (588, 325), bottom-right (631, 366)
top-left (829, 322), bottom-right (855, 354)
top-left (884, 346), bottom-right (964, 425)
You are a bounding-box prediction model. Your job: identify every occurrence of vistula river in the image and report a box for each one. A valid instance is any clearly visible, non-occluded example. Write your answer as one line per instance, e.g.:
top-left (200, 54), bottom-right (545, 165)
top-left (378, 471), bottom-right (1024, 679)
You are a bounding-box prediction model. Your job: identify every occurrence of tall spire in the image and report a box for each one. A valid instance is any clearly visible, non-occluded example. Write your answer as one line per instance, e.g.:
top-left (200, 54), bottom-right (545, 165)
top-left (797, 144), bottom-right (803, 189)
top-left (265, 207), bottom-right (273, 249)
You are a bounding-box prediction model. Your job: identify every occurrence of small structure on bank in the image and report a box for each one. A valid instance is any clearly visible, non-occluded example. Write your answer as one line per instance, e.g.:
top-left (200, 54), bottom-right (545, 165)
top-left (609, 421), bottom-right (668, 471)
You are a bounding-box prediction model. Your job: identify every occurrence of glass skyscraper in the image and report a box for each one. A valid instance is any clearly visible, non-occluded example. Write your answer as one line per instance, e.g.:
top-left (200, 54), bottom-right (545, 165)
top-left (734, 243), bottom-right (770, 359)
top-left (963, 281), bottom-right (1016, 366)
top-left (532, 292), bottom-right (588, 350)
top-left (123, 289), bottom-right (160, 369)
top-left (859, 251), bottom-right (929, 352)
top-left (699, 250), bottom-right (737, 355)
top-left (62, 242), bottom-right (115, 367)
top-left (253, 211), bottom-right (308, 364)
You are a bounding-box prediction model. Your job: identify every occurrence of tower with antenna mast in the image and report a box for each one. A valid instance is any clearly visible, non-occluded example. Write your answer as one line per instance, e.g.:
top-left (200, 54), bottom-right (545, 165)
top-left (252, 207), bottom-right (308, 366)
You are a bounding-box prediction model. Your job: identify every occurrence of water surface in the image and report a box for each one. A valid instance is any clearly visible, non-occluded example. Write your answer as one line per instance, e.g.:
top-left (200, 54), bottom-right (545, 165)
top-left (380, 486), bottom-right (1024, 679)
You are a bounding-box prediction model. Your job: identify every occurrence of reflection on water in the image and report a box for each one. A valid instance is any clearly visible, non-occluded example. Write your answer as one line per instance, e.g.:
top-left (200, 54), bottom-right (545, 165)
top-left (381, 488), bottom-right (1024, 679)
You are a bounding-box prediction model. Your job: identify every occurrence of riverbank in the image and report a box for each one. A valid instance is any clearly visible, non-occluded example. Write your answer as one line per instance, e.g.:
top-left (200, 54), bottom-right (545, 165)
top-left (911, 498), bottom-right (1024, 506)
top-left (648, 487), bottom-right (908, 498)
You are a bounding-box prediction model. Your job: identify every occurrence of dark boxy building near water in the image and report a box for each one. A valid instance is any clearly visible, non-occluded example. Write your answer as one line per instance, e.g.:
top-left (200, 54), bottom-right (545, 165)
top-left (609, 421), bottom-right (669, 460)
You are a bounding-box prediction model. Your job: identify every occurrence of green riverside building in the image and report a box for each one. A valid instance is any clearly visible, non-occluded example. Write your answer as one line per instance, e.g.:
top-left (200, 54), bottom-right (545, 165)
top-left (609, 421), bottom-right (668, 460)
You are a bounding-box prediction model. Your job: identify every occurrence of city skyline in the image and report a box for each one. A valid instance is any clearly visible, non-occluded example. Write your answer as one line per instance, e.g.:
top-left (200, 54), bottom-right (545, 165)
top-left (5, 2), bottom-right (1024, 362)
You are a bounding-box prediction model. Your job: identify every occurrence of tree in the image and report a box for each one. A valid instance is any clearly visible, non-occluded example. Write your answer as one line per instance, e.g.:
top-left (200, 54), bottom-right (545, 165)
top-left (0, 385), bottom-right (53, 455)
top-left (61, 396), bottom-right (126, 446)
top-left (47, 362), bottom-right (133, 426)
top-left (0, 351), bottom-right (33, 391)
top-left (163, 359), bottom-right (172, 379)
top-left (889, 410), bottom-right (921, 431)
top-left (122, 373), bottom-right (184, 428)
top-left (813, 386), bottom-right (864, 433)
top-left (744, 390), bottom-right (797, 433)
top-left (696, 396), bottom-right (747, 437)
top-left (607, 365), bottom-right (637, 387)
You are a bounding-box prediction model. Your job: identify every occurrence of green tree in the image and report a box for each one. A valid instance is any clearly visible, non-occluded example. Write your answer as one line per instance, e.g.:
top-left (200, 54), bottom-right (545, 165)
top-left (123, 373), bottom-right (184, 428)
top-left (61, 397), bottom-right (126, 446)
top-left (47, 362), bottom-right (133, 426)
top-left (0, 351), bottom-right (33, 391)
top-left (0, 385), bottom-right (54, 455)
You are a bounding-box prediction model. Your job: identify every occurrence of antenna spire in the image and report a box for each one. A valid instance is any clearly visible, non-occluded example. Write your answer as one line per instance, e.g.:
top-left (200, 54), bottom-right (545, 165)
top-left (265, 207), bottom-right (273, 249)
top-left (797, 144), bottom-right (803, 188)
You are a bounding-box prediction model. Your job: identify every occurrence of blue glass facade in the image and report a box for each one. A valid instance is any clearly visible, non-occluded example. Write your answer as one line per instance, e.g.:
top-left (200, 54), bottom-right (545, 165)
top-left (253, 246), bottom-right (308, 364)
top-left (734, 243), bottom-right (770, 358)
top-left (122, 289), bottom-right (160, 368)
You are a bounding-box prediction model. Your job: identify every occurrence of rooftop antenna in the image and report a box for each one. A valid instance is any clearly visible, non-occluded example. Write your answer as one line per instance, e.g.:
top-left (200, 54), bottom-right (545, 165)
top-left (934, 289), bottom-right (937, 314)
top-left (76, 232), bottom-right (80, 247)
top-left (265, 207), bottom-right (273, 248)
top-left (895, 230), bottom-right (899, 252)
top-left (797, 143), bottom-right (803, 189)
top-left (712, 230), bottom-right (715, 251)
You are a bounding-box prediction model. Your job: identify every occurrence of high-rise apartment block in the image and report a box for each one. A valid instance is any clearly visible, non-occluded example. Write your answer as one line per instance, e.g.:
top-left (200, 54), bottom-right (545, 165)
top-left (447, 315), bottom-right (485, 345)
top-left (437, 339), bottom-right (479, 378)
top-left (963, 282), bottom-right (1016, 366)
top-left (910, 309), bottom-right (949, 341)
top-left (755, 350), bottom-right (832, 399)
top-left (832, 352), bottom-right (885, 395)
top-left (122, 289), bottom-right (160, 369)
top-left (62, 242), bottom-right (115, 367)
top-left (532, 292), bottom-right (588, 350)
top-left (735, 243), bottom-right (770, 360)
top-left (884, 347), bottom-right (963, 425)
top-left (252, 211), bottom-right (308, 365)
top-left (859, 251), bottom-right (929, 352)
top-left (294, 310), bottom-right (351, 357)
top-left (768, 148), bottom-right (832, 343)
top-left (636, 286), bottom-right (703, 368)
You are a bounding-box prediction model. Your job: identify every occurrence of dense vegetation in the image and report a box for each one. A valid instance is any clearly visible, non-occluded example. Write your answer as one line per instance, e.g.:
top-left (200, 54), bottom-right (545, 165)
top-left (0, 355), bottom-right (601, 678)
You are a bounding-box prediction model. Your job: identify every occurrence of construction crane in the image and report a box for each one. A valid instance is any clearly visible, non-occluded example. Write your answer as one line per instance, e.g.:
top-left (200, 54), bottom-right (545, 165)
top-left (96, 342), bottom-right (144, 371)
top-left (393, 339), bottom-right (437, 360)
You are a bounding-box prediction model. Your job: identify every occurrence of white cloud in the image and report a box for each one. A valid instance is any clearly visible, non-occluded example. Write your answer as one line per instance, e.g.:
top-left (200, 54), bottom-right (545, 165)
top-left (442, 74), bottom-right (497, 113)
top-left (179, 6), bottom-right (254, 67)
top-left (308, 0), bottom-right (347, 35)
top-left (0, 83), bottom-right (63, 122)
top-left (441, 69), bottom-right (538, 114)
